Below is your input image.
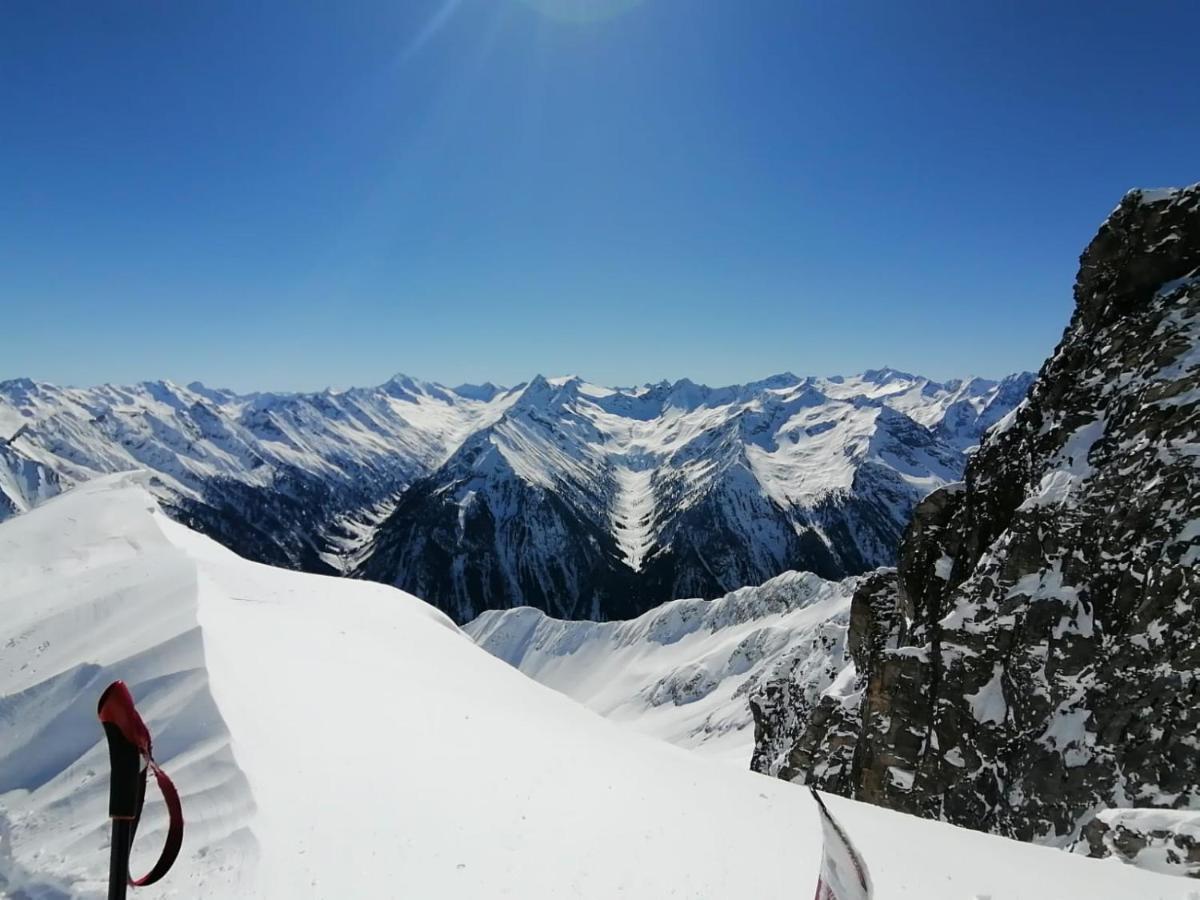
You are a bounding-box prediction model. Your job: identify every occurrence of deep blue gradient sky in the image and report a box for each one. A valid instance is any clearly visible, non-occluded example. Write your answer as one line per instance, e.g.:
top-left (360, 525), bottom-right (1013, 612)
top-left (3, 1), bottom-right (1198, 392)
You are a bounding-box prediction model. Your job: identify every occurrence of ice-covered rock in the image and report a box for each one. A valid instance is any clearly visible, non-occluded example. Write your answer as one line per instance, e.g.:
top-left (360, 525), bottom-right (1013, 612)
top-left (1078, 809), bottom-right (1200, 878)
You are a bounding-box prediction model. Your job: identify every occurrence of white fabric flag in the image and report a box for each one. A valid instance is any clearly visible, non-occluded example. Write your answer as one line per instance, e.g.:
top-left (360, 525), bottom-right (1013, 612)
top-left (811, 788), bottom-right (873, 900)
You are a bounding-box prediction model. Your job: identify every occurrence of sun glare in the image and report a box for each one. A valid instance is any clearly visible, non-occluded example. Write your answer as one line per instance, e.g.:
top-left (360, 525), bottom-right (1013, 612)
top-left (519, 0), bottom-right (644, 24)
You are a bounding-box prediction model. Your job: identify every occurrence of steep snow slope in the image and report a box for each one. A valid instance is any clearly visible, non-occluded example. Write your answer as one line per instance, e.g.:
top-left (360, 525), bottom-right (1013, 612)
top-left (465, 571), bottom-right (862, 766)
top-left (0, 444), bottom-right (59, 520)
top-left (360, 371), bottom-right (1031, 621)
top-left (0, 477), bottom-right (1190, 899)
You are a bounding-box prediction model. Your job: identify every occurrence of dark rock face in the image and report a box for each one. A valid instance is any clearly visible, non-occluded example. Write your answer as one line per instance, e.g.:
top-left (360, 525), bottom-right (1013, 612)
top-left (751, 185), bottom-right (1200, 847)
top-left (164, 470), bottom-right (347, 575)
top-left (750, 569), bottom-right (899, 792)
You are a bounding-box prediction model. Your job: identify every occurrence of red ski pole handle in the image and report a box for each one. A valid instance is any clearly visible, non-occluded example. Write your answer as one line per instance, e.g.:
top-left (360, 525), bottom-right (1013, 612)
top-left (97, 681), bottom-right (185, 890)
top-left (98, 682), bottom-right (149, 820)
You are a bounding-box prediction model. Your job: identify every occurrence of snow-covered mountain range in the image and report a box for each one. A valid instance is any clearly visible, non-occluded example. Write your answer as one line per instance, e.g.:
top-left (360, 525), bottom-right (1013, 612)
top-left (0, 369), bottom-right (1031, 622)
top-left (0, 375), bottom-right (521, 574)
top-left (0, 474), bottom-right (1188, 899)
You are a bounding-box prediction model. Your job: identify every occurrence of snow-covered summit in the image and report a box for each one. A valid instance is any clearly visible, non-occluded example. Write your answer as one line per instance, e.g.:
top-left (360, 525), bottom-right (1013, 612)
top-left (0, 476), bottom-right (1189, 899)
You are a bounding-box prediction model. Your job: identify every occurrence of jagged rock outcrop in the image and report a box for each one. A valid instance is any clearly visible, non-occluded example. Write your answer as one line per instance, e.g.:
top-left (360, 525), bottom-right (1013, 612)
top-left (750, 569), bottom-right (897, 790)
top-left (1078, 810), bottom-right (1200, 878)
top-left (751, 185), bottom-right (1200, 850)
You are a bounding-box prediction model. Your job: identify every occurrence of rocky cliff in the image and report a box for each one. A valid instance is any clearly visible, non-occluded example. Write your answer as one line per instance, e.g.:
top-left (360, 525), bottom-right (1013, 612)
top-left (751, 185), bottom-right (1200, 849)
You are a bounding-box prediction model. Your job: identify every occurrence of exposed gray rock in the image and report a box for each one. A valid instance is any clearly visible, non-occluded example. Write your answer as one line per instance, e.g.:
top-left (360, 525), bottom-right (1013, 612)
top-left (752, 185), bottom-right (1200, 852)
top-left (750, 569), bottom-right (899, 792)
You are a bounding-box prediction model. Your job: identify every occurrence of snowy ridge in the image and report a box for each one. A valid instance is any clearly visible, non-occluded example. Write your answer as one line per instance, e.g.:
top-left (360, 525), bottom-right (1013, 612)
top-left (0, 376), bottom-right (508, 505)
top-left (466, 570), bottom-right (862, 765)
top-left (0, 476), bottom-right (1192, 899)
top-left (0, 474), bottom-right (256, 897)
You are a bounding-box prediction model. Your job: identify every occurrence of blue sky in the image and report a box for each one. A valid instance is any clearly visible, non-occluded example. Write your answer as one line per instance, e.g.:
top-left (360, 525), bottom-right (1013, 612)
top-left (3, 1), bottom-right (1197, 392)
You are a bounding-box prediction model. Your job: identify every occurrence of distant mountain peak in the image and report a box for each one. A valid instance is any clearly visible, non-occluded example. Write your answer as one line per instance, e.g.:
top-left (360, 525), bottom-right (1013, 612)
top-left (451, 381), bottom-right (504, 401)
top-left (860, 366), bottom-right (918, 384)
top-left (750, 371), bottom-right (803, 390)
top-left (384, 372), bottom-right (424, 390)
top-left (356, 369), bottom-right (1030, 621)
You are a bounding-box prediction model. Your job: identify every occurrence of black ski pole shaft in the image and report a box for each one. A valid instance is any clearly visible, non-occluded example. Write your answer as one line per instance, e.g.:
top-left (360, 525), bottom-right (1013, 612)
top-left (108, 818), bottom-right (133, 900)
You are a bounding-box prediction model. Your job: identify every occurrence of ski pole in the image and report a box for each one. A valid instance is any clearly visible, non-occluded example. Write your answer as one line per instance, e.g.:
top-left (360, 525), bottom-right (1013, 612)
top-left (98, 681), bottom-right (185, 897)
top-left (99, 683), bottom-right (145, 900)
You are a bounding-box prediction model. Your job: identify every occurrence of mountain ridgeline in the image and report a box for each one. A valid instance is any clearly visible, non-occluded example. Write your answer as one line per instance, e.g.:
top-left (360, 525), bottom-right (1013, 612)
top-left (750, 185), bottom-right (1200, 848)
top-left (357, 372), bottom-right (1031, 621)
top-left (0, 369), bottom-right (1028, 622)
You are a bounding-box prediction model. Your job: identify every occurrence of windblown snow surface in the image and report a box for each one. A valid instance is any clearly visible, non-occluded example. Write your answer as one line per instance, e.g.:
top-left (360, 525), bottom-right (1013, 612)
top-left (0, 477), bottom-right (1190, 899)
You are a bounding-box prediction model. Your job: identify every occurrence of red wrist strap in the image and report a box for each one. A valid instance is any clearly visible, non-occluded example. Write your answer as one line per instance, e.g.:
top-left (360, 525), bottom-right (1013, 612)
top-left (98, 681), bottom-right (185, 887)
top-left (129, 759), bottom-right (184, 886)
